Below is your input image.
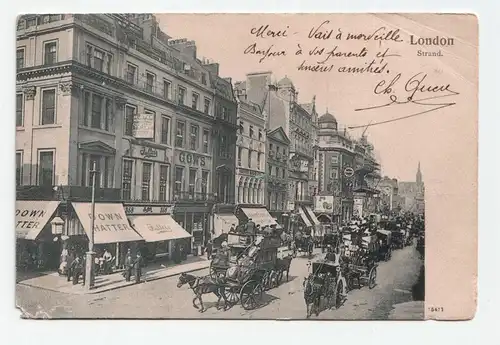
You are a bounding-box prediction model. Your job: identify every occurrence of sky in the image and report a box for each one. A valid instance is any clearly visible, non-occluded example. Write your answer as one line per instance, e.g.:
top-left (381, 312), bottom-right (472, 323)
top-left (156, 13), bottom-right (477, 183)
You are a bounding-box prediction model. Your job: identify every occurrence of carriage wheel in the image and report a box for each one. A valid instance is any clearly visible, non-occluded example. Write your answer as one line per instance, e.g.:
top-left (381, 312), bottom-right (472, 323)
top-left (261, 271), bottom-right (271, 291)
top-left (335, 280), bottom-right (344, 309)
top-left (209, 263), bottom-right (217, 279)
top-left (224, 286), bottom-right (240, 305)
top-left (276, 269), bottom-right (284, 286)
top-left (240, 281), bottom-right (263, 310)
top-left (327, 280), bottom-right (337, 310)
top-left (368, 267), bottom-right (377, 289)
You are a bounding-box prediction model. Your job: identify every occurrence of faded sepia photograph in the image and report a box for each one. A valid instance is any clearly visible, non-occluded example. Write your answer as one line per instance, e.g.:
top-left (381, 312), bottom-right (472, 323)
top-left (14, 13), bottom-right (477, 320)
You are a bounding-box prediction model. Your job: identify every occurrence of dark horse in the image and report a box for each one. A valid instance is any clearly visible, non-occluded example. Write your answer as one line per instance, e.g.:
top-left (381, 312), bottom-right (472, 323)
top-left (177, 273), bottom-right (227, 313)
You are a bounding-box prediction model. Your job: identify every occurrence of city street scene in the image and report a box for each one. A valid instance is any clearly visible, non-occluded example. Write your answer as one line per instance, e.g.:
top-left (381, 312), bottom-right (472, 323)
top-left (14, 13), bottom-right (436, 320)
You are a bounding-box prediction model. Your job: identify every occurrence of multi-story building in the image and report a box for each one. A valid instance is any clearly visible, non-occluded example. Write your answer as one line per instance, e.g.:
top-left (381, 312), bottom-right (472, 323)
top-left (15, 13), bottom-right (234, 269)
top-left (316, 111), bottom-right (381, 223)
top-left (265, 127), bottom-right (290, 225)
top-left (240, 72), bottom-right (318, 231)
top-left (234, 81), bottom-right (266, 205)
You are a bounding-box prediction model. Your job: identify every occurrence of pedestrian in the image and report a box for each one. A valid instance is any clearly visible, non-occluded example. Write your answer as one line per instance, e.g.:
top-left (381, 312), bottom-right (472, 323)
top-left (246, 218), bottom-right (255, 234)
top-left (71, 256), bottom-right (82, 285)
top-left (102, 248), bottom-right (113, 274)
top-left (133, 252), bottom-right (144, 284)
top-left (206, 240), bottom-right (213, 260)
top-left (66, 250), bottom-right (75, 282)
top-left (229, 223), bottom-right (236, 234)
top-left (124, 249), bottom-right (133, 282)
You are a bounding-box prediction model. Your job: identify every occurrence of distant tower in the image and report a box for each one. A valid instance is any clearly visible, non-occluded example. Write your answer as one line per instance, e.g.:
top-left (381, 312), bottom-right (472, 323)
top-left (416, 162), bottom-right (422, 185)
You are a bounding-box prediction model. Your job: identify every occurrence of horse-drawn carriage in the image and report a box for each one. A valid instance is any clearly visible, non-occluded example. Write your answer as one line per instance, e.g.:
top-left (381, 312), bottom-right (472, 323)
top-left (189, 231), bottom-right (293, 311)
top-left (391, 229), bottom-right (405, 250)
top-left (342, 247), bottom-right (377, 291)
top-left (303, 259), bottom-right (345, 318)
top-left (292, 230), bottom-right (314, 257)
top-left (376, 229), bottom-right (392, 261)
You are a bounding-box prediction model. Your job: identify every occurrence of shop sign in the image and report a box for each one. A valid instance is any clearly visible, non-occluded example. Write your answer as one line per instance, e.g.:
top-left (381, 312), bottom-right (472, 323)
top-left (344, 166), bottom-right (354, 178)
top-left (132, 113), bottom-right (155, 139)
top-left (140, 146), bottom-right (158, 159)
top-left (314, 196), bottom-right (334, 213)
top-left (124, 205), bottom-right (173, 215)
top-left (178, 151), bottom-right (207, 167)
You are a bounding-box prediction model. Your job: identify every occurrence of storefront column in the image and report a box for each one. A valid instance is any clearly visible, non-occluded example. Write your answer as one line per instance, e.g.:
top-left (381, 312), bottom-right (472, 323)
top-left (115, 243), bottom-right (120, 268)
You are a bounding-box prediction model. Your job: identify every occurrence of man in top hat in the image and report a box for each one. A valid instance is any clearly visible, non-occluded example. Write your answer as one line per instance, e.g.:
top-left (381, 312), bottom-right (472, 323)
top-left (124, 249), bottom-right (133, 282)
top-left (246, 218), bottom-right (255, 235)
top-left (133, 252), bottom-right (144, 284)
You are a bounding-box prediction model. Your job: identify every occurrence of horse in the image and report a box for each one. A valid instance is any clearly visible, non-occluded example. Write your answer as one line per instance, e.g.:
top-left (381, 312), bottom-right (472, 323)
top-left (303, 275), bottom-right (322, 318)
top-left (177, 272), bottom-right (227, 313)
top-left (276, 255), bottom-right (293, 283)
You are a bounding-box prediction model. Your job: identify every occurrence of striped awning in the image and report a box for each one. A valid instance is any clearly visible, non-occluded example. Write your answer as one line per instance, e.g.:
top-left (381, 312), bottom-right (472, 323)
top-left (15, 200), bottom-right (60, 240)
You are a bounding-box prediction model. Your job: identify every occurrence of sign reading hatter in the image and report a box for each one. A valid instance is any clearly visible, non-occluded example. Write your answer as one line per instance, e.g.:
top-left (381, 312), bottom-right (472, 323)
top-left (72, 203), bottom-right (143, 244)
top-left (133, 113), bottom-right (155, 139)
top-left (15, 200), bottom-right (60, 240)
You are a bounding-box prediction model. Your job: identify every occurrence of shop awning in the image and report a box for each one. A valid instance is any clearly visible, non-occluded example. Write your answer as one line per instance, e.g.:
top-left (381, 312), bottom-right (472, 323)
top-left (72, 203), bottom-right (143, 244)
top-left (304, 206), bottom-right (321, 225)
top-left (241, 208), bottom-right (277, 227)
top-left (214, 213), bottom-right (239, 238)
top-left (128, 215), bottom-right (191, 242)
top-left (16, 200), bottom-right (60, 240)
top-left (298, 208), bottom-right (312, 227)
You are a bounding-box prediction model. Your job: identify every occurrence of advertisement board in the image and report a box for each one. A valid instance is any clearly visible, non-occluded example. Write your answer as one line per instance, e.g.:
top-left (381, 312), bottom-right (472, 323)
top-left (314, 195), bottom-right (334, 213)
top-left (133, 113), bottom-right (155, 139)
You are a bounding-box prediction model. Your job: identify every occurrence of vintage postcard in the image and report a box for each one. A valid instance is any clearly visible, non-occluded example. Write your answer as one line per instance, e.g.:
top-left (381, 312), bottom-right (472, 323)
top-left (15, 13), bottom-right (477, 320)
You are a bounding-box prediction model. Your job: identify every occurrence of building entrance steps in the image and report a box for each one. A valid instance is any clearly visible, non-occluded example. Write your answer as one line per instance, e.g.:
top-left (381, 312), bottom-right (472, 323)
top-left (16, 255), bottom-right (210, 295)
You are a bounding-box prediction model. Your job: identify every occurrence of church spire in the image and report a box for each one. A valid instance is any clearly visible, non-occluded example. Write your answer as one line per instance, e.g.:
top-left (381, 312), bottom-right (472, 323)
top-left (416, 162), bottom-right (422, 185)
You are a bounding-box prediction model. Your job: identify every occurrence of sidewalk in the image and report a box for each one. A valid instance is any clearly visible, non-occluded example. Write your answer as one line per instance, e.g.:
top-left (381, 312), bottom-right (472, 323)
top-left (16, 255), bottom-right (210, 295)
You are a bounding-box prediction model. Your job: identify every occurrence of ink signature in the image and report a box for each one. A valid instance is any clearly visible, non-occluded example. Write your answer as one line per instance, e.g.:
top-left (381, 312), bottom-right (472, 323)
top-left (354, 72), bottom-right (459, 125)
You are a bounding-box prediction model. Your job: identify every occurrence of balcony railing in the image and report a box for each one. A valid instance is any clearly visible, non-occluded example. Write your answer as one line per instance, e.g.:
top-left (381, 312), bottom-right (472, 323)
top-left (174, 192), bottom-right (215, 202)
top-left (16, 185), bottom-right (122, 201)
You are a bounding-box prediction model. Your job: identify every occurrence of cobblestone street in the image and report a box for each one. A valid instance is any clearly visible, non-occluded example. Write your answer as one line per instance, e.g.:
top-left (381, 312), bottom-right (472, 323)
top-left (16, 245), bottom-right (423, 319)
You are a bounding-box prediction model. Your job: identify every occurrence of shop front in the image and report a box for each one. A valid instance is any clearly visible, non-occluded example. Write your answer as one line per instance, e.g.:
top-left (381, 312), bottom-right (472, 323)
top-left (123, 203), bottom-right (176, 262)
top-left (213, 212), bottom-right (239, 238)
top-left (71, 202), bottom-right (144, 268)
top-left (15, 200), bottom-right (61, 270)
top-left (128, 214), bottom-right (191, 263)
top-left (302, 205), bottom-right (323, 237)
top-left (172, 206), bottom-right (210, 256)
top-left (297, 207), bottom-right (313, 235)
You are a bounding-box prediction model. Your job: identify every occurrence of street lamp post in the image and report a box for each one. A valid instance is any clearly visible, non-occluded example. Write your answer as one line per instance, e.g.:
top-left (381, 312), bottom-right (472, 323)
top-left (84, 162), bottom-right (98, 290)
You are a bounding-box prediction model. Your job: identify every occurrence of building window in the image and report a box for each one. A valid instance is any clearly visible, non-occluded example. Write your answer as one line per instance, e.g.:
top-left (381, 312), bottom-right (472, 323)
top-left (41, 89), bottom-right (56, 125)
top-left (16, 48), bottom-right (25, 69)
top-left (124, 105), bottom-right (136, 136)
top-left (38, 150), bottom-right (54, 186)
top-left (161, 116), bottom-right (170, 145)
top-left (201, 171), bottom-right (209, 196)
top-left (237, 147), bottom-right (242, 166)
top-left (178, 86), bottom-right (186, 105)
top-left (141, 162), bottom-right (152, 201)
top-left (268, 164), bottom-right (272, 176)
top-left (202, 129), bottom-right (209, 153)
top-left (219, 135), bottom-right (228, 156)
top-left (282, 169), bottom-right (285, 178)
top-left (257, 152), bottom-right (261, 170)
top-left (174, 167), bottom-right (184, 196)
top-left (16, 93), bottom-right (23, 127)
top-left (190, 125), bottom-right (199, 150)
top-left (126, 63), bottom-right (137, 84)
top-left (146, 71), bottom-right (155, 93)
top-left (221, 106), bottom-right (228, 120)
top-left (122, 159), bottom-right (133, 200)
top-left (159, 165), bottom-right (169, 201)
top-left (43, 41), bottom-right (57, 65)
top-left (103, 156), bottom-right (111, 188)
top-left (269, 143), bottom-right (273, 152)
top-left (201, 73), bottom-right (207, 85)
top-left (188, 168), bottom-right (197, 196)
top-left (247, 149), bottom-right (252, 168)
top-left (192, 92), bottom-right (199, 110)
top-left (204, 98), bottom-right (211, 114)
top-left (104, 99), bottom-right (111, 132)
top-left (175, 121), bottom-right (185, 148)
top-left (163, 79), bottom-right (171, 100)
top-left (331, 155), bottom-right (339, 164)
top-left (91, 94), bottom-right (103, 129)
top-left (249, 125), bottom-right (254, 138)
top-left (16, 151), bottom-right (23, 186)
top-left (258, 129), bottom-right (263, 140)
top-left (93, 48), bottom-right (104, 71)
